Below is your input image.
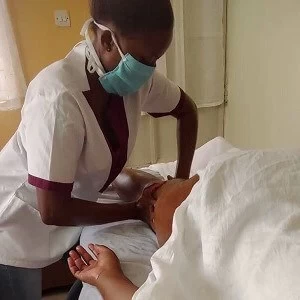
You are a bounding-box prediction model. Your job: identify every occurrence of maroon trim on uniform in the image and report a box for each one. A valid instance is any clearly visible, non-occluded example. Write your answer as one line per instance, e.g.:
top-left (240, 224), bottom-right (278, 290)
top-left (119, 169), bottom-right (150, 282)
top-left (83, 59), bottom-right (129, 193)
top-left (28, 174), bottom-right (74, 192)
top-left (149, 88), bottom-right (184, 118)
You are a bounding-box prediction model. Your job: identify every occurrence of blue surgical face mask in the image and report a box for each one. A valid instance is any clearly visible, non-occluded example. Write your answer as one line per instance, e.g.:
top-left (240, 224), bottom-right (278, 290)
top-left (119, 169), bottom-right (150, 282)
top-left (81, 19), bottom-right (155, 96)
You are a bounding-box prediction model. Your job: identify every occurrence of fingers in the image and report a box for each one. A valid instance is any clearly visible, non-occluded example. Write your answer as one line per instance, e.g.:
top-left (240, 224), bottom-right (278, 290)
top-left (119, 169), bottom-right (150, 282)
top-left (90, 244), bottom-right (117, 258)
top-left (69, 250), bottom-right (87, 271)
top-left (76, 245), bottom-right (94, 264)
top-left (88, 244), bottom-right (98, 257)
top-left (67, 257), bottom-right (79, 276)
top-left (88, 244), bottom-right (107, 258)
top-left (91, 244), bottom-right (111, 254)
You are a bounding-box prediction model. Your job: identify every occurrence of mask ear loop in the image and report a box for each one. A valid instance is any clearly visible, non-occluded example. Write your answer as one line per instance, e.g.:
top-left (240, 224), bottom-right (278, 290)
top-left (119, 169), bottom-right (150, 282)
top-left (80, 18), bottom-right (105, 76)
top-left (94, 21), bottom-right (126, 61)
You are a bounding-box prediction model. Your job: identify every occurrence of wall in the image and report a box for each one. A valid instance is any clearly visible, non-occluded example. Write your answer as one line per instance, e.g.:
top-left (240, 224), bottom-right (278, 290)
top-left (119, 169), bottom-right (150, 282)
top-left (128, 106), bottom-right (223, 166)
top-left (0, 0), bottom-right (89, 149)
top-left (1, 0), bottom-right (223, 165)
top-left (225, 0), bottom-right (300, 148)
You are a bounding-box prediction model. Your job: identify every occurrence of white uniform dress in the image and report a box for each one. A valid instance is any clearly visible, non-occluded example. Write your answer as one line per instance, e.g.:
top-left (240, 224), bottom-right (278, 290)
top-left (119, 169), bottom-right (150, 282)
top-left (0, 41), bottom-right (180, 269)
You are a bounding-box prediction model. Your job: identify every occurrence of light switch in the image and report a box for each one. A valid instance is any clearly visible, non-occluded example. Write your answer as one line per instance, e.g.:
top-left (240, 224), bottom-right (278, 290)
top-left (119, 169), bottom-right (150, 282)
top-left (54, 10), bottom-right (71, 27)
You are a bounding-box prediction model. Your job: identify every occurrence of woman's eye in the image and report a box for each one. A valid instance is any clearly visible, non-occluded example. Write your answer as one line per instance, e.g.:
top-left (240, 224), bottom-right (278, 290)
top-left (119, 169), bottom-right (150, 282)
top-left (139, 58), bottom-right (156, 67)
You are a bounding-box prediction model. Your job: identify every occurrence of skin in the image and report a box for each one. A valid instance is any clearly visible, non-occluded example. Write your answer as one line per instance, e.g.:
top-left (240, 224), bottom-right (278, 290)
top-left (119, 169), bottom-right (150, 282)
top-left (37, 22), bottom-right (198, 227)
top-left (150, 175), bottom-right (199, 246)
top-left (68, 170), bottom-right (199, 300)
top-left (111, 168), bottom-right (164, 224)
top-left (113, 169), bottom-right (200, 246)
top-left (94, 24), bottom-right (173, 70)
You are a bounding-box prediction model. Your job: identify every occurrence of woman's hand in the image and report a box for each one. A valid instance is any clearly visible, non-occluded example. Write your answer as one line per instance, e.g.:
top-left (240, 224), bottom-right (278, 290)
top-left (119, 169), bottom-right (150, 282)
top-left (68, 244), bottom-right (124, 287)
top-left (136, 182), bottom-right (165, 228)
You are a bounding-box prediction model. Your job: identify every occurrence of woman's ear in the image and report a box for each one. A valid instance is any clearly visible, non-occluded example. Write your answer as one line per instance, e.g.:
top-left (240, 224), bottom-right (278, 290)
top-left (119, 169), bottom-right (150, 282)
top-left (100, 30), bottom-right (114, 53)
top-left (97, 29), bottom-right (122, 72)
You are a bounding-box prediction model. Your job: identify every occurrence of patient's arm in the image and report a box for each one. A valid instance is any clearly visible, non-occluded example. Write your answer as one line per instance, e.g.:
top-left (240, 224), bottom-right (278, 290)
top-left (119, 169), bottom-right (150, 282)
top-left (68, 244), bottom-right (138, 300)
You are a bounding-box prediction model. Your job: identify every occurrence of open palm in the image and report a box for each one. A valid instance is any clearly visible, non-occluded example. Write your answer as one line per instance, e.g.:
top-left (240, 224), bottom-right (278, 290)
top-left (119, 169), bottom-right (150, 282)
top-left (68, 244), bottom-right (123, 286)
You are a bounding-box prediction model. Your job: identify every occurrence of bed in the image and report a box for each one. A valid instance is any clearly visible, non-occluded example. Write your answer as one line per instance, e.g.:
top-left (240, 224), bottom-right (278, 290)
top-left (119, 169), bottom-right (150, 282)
top-left (78, 137), bottom-right (237, 299)
top-left (79, 137), bottom-right (300, 300)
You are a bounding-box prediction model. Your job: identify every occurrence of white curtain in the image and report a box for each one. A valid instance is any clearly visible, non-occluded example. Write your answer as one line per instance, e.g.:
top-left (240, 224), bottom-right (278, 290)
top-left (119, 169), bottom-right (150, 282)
top-left (167, 0), bottom-right (225, 108)
top-left (0, 0), bottom-right (26, 111)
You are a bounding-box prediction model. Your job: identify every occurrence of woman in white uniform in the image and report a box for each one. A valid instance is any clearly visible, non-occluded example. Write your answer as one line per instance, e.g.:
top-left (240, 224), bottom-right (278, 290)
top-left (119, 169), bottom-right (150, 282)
top-left (0, 0), bottom-right (198, 299)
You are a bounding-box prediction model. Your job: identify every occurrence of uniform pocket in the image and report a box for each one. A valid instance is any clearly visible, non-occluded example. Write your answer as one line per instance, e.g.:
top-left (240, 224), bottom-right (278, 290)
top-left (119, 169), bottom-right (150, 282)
top-left (0, 182), bottom-right (82, 265)
top-left (0, 189), bottom-right (52, 263)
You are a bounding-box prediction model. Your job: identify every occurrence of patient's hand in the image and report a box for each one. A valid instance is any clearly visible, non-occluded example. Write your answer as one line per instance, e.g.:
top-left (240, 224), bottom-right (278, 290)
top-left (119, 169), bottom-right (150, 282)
top-left (68, 244), bottom-right (123, 286)
top-left (68, 245), bottom-right (138, 299)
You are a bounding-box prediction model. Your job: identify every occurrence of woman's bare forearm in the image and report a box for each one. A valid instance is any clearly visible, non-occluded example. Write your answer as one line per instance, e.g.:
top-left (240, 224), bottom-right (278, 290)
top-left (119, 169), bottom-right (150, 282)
top-left (175, 92), bottom-right (198, 179)
top-left (37, 188), bottom-right (138, 226)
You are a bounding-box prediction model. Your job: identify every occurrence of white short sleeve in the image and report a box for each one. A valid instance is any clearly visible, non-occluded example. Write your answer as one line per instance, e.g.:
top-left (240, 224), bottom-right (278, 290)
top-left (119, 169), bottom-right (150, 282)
top-left (142, 71), bottom-right (181, 114)
top-left (24, 90), bottom-right (85, 192)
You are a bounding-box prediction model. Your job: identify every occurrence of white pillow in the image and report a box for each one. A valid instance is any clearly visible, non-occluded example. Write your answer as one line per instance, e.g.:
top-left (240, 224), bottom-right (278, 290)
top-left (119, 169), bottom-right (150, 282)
top-left (147, 136), bottom-right (237, 178)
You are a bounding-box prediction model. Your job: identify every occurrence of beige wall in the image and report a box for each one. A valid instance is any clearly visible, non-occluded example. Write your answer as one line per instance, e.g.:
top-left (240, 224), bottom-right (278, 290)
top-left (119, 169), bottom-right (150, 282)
top-left (1, 1), bottom-right (223, 164)
top-left (128, 106), bottom-right (223, 166)
top-left (225, 0), bottom-right (300, 148)
top-left (0, 0), bottom-right (89, 149)
top-left (0, 110), bottom-right (21, 148)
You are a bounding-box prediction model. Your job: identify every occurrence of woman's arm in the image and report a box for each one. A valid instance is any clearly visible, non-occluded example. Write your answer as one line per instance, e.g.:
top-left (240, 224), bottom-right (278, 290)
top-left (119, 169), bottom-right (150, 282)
top-left (149, 90), bottom-right (198, 179)
top-left (37, 189), bottom-right (138, 226)
top-left (68, 244), bottom-right (138, 300)
top-left (37, 167), bottom-right (165, 226)
top-left (112, 168), bottom-right (162, 202)
top-left (171, 90), bottom-right (198, 179)
top-left (112, 169), bottom-right (165, 227)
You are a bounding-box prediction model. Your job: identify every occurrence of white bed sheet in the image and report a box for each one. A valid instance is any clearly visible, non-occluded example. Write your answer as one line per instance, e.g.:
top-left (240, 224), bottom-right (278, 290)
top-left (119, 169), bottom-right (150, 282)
top-left (79, 137), bottom-right (235, 300)
top-left (133, 149), bottom-right (300, 300)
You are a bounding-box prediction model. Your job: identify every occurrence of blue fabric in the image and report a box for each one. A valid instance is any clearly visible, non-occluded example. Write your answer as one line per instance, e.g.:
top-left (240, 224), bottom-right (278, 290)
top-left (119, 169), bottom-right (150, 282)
top-left (0, 264), bottom-right (41, 300)
top-left (99, 54), bottom-right (155, 96)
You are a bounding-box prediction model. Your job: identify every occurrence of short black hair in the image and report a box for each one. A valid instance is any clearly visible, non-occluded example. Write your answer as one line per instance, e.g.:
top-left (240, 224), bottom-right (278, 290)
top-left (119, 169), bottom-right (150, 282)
top-left (90, 0), bottom-right (174, 36)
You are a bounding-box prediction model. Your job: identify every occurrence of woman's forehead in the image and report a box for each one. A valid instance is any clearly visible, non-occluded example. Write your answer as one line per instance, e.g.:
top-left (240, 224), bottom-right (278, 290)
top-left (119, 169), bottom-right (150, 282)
top-left (159, 179), bottom-right (184, 193)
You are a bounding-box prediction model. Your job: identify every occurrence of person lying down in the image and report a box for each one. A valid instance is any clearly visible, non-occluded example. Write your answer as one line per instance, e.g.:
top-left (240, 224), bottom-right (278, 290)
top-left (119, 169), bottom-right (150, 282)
top-left (68, 149), bottom-right (300, 300)
top-left (68, 168), bottom-right (199, 298)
